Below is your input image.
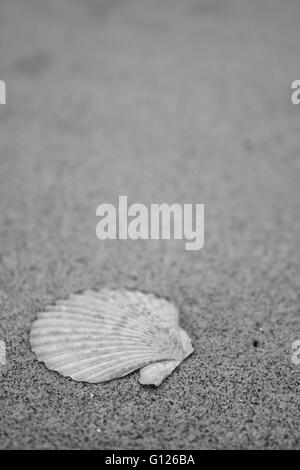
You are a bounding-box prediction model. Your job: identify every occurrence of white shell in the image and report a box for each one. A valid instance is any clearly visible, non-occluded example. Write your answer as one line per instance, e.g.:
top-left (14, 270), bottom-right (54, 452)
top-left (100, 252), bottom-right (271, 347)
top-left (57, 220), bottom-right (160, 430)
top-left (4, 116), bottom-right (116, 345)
top-left (30, 289), bottom-right (193, 386)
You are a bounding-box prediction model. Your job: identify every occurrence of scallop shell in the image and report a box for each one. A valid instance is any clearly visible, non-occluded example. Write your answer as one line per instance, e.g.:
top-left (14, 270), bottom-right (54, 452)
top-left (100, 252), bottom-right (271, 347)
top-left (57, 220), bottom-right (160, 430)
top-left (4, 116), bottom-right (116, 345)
top-left (30, 289), bottom-right (193, 386)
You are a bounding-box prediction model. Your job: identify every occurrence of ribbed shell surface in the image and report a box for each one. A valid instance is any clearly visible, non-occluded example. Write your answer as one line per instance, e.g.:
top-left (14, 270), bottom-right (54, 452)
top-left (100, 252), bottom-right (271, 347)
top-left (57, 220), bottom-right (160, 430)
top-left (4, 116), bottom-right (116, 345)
top-left (30, 289), bottom-right (193, 385)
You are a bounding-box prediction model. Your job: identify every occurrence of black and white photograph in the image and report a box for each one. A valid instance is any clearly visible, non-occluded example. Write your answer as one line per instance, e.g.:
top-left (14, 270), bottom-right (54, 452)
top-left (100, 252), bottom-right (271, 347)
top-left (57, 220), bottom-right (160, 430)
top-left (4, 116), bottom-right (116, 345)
top-left (0, 0), bottom-right (299, 453)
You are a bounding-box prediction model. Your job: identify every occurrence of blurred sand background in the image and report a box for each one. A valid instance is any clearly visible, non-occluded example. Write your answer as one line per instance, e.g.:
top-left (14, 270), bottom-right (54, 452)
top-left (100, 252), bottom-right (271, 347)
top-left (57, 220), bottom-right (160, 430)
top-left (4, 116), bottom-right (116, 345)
top-left (0, 0), bottom-right (299, 449)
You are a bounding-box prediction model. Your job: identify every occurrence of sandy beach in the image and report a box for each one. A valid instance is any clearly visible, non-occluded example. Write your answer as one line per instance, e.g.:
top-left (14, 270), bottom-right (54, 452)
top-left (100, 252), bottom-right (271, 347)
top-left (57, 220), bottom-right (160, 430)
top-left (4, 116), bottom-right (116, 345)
top-left (0, 0), bottom-right (299, 449)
